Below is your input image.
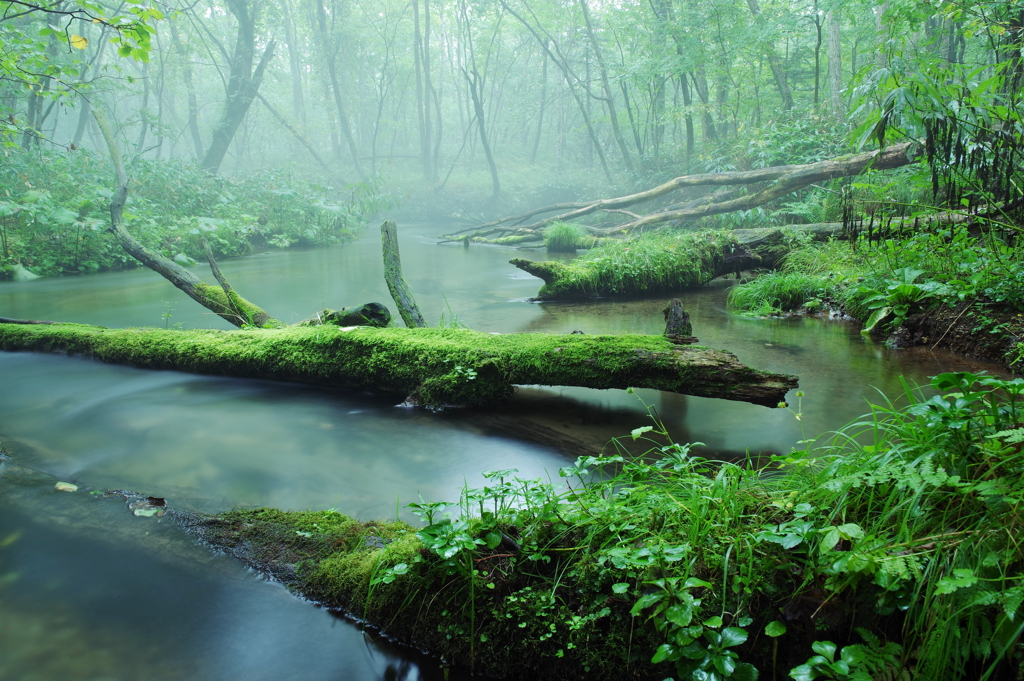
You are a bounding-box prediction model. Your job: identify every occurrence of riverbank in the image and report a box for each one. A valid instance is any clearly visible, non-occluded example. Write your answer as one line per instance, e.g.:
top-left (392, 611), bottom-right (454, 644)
top-left (726, 226), bottom-right (1024, 372)
top-left (178, 370), bottom-right (1024, 680)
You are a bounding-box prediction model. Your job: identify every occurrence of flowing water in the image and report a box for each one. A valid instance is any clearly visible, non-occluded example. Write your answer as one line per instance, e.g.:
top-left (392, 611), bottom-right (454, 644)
top-left (0, 222), bottom-right (1002, 680)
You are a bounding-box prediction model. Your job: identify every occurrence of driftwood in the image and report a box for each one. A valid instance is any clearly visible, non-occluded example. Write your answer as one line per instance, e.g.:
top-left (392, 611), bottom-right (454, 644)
top-left (445, 143), bottom-right (920, 242)
top-left (0, 323), bottom-right (798, 408)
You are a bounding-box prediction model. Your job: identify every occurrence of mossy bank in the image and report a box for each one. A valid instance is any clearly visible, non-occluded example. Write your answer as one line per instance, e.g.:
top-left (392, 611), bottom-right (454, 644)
top-left (184, 369), bottom-right (1024, 680)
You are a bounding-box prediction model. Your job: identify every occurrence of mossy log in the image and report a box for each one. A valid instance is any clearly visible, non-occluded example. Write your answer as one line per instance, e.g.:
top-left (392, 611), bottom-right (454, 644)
top-left (0, 323), bottom-right (797, 407)
top-left (513, 225), bottom-right (835, 300)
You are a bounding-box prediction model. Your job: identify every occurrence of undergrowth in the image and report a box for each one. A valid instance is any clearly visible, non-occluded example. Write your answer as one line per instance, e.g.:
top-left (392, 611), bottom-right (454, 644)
top-left (727, 223), bottom-right (1024, 355)
top-left (0, 149), bottom-right (395, 278)
top-left (214, 371), bottom-right (1024, 680)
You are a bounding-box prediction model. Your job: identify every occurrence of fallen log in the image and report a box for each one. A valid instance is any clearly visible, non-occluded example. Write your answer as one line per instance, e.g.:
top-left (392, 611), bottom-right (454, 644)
top-left (512, 224), bottom-right (840, 300)
top-left (0, 323), bottom-right (797, 408)
top-left (446, 142), bottom-right (919, 240)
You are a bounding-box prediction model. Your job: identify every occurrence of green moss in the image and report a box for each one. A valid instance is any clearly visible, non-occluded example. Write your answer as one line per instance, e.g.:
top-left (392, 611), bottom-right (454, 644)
top-left (194, 283), bottom-right (285, 328)
top-left (0, 322), bottom-right (796, 408)
top-left (522, 229), bottom-right (737, 299)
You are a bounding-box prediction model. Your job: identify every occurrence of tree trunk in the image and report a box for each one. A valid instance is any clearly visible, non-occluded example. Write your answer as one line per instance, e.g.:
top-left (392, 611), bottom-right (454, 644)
top-left (579, 0), bottom-right (634, 173)
top-left (0, 322), bottom-right (798, 408)
top-left (746, 0), bottom-right (793, 110)
top-left (200, 0), bottom-right (276, 174)
top-left (466, 66), bottom-right (501, 209)
top-left (381, 221), bottom-right (427, 328)
top-left (281, 0), bottom-right (307, 131)
top-left (316, 0), bottom-right (365, 178)
top-left (93, 108), bottom-right (283, 328)
top-left (827, 9), bottom-right (843, 119)
top-left (170, 22), bottom-right (205, 161)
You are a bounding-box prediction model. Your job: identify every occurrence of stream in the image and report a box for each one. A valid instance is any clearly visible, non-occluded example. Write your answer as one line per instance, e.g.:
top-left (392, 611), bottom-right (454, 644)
top-left (0, 221), bottom-right (1002, 680)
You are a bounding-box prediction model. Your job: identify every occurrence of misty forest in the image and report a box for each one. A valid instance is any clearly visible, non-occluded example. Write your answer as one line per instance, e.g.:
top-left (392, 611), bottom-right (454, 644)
top-left (3, 0), bottom-right (1024, 678)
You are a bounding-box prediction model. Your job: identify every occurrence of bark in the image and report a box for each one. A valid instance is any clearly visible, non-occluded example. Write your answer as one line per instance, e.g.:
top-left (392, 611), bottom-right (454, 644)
top-left (447, 143), bottom-right (920, 240)
top-left (0, 323), bottom-right (798, 408)
top-left (663, 299), bottom-right (698, 345)
top-left (381, 221), bottom-right (427, 328)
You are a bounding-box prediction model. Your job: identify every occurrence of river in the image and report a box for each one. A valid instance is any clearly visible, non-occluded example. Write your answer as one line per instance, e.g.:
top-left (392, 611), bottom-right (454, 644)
top-left (0, 221), bottom-right (1000, 680)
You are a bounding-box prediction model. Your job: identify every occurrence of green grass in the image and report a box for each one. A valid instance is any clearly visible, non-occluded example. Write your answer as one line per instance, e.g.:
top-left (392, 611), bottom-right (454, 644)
top-left (542, 220), bottom-right (593, 252)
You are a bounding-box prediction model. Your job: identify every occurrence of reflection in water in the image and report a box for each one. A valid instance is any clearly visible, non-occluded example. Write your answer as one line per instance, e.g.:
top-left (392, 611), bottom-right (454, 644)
top-left (0, 221), bottom-right (1007, 680)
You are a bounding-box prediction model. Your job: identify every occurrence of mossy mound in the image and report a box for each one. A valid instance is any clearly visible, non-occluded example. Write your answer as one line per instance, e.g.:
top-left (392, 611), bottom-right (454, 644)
top-left (512, 230), bottom-right (739, 299)
top-left (186, 507), bottom-right (662, 680)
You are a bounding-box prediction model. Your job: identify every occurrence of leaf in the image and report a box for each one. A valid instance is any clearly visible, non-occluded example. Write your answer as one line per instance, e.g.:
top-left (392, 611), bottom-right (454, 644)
top-left (631, 426), bottom-right (654, 440)
top-left (731, 662), bottom-right (759, 681)
top-left (765, 620), bottom-right (787, 637)
top-left (70, 34), bottom-right (88, 49)
top-left (703, 615), bottom-right (724, 628)
top-left (836, 523), bottom-right (864, 540)
top-left (651, 642), bottom-right (677, 664)
top-left (811, 640), bottom-right (838, 661)
top-left (612, 582), bottom-right (629, 594)
top-left (935, 568), bottom-right (978, 594)
top-left (820, 527), bottom-right (841, 553)
top-left (630, 592), bottom-right (664, 616)
top-left (720, 627), bottom-right (748, 648)
top-left (861, 306), bottom-right (891, 335)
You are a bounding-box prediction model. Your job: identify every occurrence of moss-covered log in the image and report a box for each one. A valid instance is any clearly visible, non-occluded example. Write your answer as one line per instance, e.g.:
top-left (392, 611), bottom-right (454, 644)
top-left (0, 323), bottom-right (796, 407)
top-left (512, 225), bottom-right (831, 300)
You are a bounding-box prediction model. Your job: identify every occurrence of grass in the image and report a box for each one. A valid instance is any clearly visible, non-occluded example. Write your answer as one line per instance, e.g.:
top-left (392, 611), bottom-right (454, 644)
top-left (543, 220), bottom-right (593, 252)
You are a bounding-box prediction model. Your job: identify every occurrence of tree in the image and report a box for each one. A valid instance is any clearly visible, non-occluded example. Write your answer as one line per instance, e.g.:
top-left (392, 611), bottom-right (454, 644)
top-left (199, 0), bottom-right (276, 174)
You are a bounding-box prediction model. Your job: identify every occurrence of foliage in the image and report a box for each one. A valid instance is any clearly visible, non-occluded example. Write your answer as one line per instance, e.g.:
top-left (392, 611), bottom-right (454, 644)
top-left (729, 223), bottom-right (1024, 349)
top-left (0, 149), bottom-right (394, 278)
